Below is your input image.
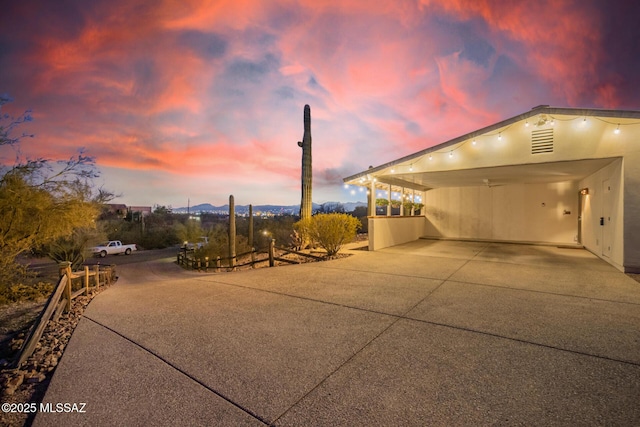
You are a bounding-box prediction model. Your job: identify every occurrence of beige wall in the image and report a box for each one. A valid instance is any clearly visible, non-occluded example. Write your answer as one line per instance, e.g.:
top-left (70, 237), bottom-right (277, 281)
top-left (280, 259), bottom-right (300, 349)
top-left (368, 216), bottom-right (426, 251)
top-left (423, 181), bottom-right (580, 245)
top-left (623, 152), bottom-right (640, 273)
top-left (579, 159), bottom-right (625, 271)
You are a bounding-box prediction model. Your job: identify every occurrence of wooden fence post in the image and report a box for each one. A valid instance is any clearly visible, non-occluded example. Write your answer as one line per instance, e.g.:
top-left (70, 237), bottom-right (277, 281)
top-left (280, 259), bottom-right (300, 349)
top-left (84, 266), bottom-right (89, 296)
top-left (64, 265), bottom-right (72, 313)
top-left (269, 239), bottom-right (275, 267)
top-left (58, 261), bottom-right (70, 279)
top-left (94, 265), bottom-right (100, 288)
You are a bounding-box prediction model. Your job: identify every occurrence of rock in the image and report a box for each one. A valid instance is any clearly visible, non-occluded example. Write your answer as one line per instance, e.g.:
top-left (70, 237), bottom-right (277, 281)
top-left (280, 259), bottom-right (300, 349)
top-left (25, 371), bottom-right (46, 383)
top-left (7, 373), bottom-right (24, 390)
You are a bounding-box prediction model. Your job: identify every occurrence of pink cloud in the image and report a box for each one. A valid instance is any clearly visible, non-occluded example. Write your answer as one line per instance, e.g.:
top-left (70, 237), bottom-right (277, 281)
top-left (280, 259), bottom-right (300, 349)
top-left (1, 0), bottom-right (635, 207)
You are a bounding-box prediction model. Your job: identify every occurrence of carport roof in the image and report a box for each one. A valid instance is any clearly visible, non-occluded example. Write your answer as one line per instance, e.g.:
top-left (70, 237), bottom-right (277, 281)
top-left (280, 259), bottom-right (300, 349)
top-left (343, 105), bottom-right (640, 191)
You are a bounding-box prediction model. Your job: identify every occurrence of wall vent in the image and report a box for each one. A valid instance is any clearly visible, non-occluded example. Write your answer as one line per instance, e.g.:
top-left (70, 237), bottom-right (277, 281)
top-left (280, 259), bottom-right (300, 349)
top-left (531, 128), bottom-right (553, 154)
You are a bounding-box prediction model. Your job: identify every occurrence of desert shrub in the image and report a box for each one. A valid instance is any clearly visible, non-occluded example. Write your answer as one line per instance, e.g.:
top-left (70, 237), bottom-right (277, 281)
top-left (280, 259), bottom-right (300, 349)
top-left (42, 226), bottom-right (106, 269)
top-left (101, 217), bottom-right (180, 250)
top-left (193, 224), bottom-right (252, 266)
top-left (295, 213), bottom-right (361, 256)
top-left (0, 281), bottom-right (54, 305)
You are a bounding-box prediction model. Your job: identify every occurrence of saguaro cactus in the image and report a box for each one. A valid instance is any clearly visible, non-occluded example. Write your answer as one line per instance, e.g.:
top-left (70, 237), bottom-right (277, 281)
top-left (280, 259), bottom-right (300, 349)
top-left (298, 104), bottom-right (312, 220)
top-left (228, 194), bottom-right (236, 270)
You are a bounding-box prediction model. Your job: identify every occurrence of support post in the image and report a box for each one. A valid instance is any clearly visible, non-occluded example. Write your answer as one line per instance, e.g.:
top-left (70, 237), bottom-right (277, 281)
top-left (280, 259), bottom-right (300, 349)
top-left (369, 179), bottom-right (376, 217)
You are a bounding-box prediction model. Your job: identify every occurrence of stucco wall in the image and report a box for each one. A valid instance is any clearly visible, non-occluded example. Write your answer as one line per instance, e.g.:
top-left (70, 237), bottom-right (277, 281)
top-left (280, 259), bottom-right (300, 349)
top-left (579, 159), bottom-right (624, 271)
top-left (423, 181), bottom-right (580, 245)
top-left (623, 152), bottom-right (640, 272)
top-left (368, 216), bottom-right (426, 251)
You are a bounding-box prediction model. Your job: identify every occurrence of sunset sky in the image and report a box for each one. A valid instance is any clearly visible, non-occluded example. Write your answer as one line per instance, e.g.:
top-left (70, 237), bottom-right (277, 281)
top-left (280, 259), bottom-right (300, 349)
top-left (1, 0), bottom-right (639, 208)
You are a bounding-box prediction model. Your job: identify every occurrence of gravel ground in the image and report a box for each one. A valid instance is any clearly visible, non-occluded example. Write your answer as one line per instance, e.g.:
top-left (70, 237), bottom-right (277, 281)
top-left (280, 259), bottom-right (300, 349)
top-left (0, 290), bottom-right (107, 427)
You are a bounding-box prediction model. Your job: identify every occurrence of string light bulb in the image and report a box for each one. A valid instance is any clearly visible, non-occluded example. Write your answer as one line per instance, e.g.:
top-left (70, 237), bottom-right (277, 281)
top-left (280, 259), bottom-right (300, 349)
top-left (429, 154), bottom-right (433, 160)
top-left (614, 124), bottom-right (620, 134)
top-left (472, 139), bottom-right (476, 145)
top-left (498, 132), bottom-right (502, 140)
top-left (449, 151), bottom-right (453, 158)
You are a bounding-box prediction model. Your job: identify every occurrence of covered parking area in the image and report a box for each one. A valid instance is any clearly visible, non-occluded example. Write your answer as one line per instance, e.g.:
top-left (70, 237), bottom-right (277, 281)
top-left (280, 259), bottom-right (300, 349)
top-left (344, 106), bottom-right (640, 273)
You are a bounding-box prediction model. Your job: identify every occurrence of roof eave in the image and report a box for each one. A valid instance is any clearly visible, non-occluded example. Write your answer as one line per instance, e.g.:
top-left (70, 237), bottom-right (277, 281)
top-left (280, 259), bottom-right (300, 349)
top-left (343, 106), bottom-right (640, 183)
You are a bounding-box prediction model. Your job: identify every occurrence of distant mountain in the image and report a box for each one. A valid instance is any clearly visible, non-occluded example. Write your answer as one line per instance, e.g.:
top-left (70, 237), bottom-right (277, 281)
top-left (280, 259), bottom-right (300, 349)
top-left (173, 201), bottom-right (366, 214)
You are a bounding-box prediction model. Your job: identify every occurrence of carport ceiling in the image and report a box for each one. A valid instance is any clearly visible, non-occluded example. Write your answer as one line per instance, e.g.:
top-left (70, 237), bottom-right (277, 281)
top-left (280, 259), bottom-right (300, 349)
top-left (381, 158), bottom-right (617, 190)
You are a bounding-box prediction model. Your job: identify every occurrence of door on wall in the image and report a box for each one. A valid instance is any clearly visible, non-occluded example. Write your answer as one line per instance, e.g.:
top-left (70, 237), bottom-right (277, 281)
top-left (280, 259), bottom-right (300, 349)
top-left (602, 180), bottom-right (612, 258)
top-left (577, 191), bottom-right (584, 245)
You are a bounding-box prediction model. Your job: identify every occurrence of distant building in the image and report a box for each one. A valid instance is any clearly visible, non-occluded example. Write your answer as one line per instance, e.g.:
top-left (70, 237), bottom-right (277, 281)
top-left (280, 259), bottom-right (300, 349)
top-left (103, 204), bottom-right (152, 220)
top-left (344, 105), bottom-right (640, 273)
top-left (105, 204), bottom-right (128, 218)
top-left (129, 206), bottom-right (153, 217)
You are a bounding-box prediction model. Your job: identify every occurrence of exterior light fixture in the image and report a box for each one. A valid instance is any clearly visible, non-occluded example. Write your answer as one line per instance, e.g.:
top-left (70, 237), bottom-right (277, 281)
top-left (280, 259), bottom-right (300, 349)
top-left (472, 139), bottom-right (476, 145)
top-left (580, 188), bottom-right (589, 195)
top-left (409, 165), bottom-right (413, 171)
top-left (429, 154), bottom-right (433, 160)
top-left (525, 121), bottom-right (529, 127)
top-left (498, 133), bottom-right (502, 140)
top-left (614, 124), bottom-right (620, 134)
top-left (449, 151), bottom-right (453, 158)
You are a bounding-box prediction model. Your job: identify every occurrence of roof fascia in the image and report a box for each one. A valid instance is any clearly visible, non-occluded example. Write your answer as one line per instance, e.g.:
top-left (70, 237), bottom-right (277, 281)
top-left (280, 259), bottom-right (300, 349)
top-left (343, 106), bottom-right (640, 183)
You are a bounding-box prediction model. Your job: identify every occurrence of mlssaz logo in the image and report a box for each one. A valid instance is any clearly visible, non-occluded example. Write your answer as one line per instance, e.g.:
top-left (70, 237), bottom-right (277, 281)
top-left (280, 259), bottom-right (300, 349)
top-left (39, 402), bottom-right (87, 413)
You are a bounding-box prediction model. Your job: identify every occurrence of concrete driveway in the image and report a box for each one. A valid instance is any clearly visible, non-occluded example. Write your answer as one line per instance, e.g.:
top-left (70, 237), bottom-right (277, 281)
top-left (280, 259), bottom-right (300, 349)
top-left (35, 240), bottom-right (640, 426)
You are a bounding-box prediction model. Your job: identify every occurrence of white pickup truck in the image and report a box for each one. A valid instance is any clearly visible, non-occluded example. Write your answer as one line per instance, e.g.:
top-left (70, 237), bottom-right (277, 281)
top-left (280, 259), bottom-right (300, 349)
top-left (92, 240), bottom-right (137, 257)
